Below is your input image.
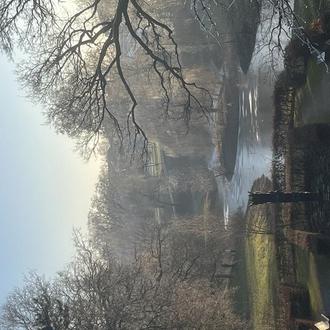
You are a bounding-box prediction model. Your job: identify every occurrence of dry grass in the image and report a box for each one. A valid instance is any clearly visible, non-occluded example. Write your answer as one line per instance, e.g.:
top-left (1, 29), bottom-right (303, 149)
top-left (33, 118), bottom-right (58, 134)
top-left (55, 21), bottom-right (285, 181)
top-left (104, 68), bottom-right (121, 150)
top-left (246, 202), bottom-right (277, 330)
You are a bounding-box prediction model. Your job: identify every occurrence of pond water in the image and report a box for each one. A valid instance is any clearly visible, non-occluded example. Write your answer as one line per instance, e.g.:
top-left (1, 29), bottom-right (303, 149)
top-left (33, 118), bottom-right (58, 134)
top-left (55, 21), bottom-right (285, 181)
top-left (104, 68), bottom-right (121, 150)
top-left (210, 70), bottom-right (273, 225)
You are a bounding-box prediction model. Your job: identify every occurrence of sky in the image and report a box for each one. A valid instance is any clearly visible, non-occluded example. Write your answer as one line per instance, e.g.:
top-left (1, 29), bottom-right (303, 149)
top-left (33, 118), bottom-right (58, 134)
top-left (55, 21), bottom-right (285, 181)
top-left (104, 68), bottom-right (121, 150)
top-left (0, 55), bottom-right (102, 304)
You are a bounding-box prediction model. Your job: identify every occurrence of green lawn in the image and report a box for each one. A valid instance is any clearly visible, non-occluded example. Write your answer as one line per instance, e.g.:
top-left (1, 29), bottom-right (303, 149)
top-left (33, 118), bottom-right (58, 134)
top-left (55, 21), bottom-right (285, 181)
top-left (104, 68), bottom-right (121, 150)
top-left (245, 207), bottom-right (277, 330)
top-left (294, 247), bottom-right (324, 317)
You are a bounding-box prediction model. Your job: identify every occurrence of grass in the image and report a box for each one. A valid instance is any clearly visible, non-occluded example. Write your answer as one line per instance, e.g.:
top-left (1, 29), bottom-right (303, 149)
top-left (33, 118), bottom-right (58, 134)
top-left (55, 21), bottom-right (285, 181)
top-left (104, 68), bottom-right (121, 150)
top-left (245, 206), bottom-right (277, 330)
top-left (243, 2), bottom-right (330, 328)
top-left (294, 247), bottom-right (324, 318)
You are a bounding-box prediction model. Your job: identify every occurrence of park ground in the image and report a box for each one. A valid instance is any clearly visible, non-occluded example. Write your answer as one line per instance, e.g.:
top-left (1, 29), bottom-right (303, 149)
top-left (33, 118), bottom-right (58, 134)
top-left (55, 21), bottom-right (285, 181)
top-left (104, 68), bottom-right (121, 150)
top-left (243, 0), bottom-right (330, 328)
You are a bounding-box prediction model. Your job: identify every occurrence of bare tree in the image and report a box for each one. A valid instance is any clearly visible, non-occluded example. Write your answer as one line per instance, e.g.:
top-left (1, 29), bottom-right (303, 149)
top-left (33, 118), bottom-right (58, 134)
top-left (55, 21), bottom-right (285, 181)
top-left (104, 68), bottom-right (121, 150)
top-left (0, 0), bottom-right (56, 54)
top-left (0, 272), bottom-right (70, 330)
top-left (1, 0), bottom-right (213, 154)
top-left (249, 191), bottom-right (321, 206)
top-left (171, 281), bottom-right (247, 330)
top-left (1, 232), bottom-right (247, 330)
top-left (0, 0), bottom-right (317, 154)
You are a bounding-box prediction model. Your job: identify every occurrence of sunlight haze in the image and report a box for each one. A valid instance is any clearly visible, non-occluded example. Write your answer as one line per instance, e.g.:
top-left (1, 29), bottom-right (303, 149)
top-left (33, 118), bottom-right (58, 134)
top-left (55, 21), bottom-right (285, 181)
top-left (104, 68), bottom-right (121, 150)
top-left (0, 55), bottom-right (102, 304)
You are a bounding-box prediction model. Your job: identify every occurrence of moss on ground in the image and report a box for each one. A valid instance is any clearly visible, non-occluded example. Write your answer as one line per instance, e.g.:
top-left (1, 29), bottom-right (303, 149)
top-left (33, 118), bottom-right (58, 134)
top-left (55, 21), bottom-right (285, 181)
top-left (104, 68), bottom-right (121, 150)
top-left (246, 230), bottom-right (276, 330)
top-left (245, 178), bottom-right (277, 330)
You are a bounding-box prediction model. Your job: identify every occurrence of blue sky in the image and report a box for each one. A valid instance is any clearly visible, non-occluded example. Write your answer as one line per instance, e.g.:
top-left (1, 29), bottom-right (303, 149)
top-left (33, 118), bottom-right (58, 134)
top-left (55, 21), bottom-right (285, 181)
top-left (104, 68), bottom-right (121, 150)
top-left (0, 55), bottom-right (102, 304)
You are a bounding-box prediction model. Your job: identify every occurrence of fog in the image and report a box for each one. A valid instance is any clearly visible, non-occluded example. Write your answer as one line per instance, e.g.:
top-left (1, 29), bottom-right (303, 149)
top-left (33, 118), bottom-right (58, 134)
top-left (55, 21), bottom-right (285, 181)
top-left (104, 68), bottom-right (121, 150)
top-left (1, 0), bottom-right (330, 329)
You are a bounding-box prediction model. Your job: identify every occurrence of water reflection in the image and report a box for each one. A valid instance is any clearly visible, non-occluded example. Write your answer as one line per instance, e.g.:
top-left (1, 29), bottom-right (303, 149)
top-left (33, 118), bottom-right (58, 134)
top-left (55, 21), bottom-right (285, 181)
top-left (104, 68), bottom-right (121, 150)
top-left (211, 71), bottom-right (272, 225)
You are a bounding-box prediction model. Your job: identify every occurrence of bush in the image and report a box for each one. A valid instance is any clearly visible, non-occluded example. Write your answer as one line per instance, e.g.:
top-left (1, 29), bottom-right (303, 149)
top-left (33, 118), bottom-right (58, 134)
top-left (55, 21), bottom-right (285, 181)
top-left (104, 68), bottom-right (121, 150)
top-left (284, 38), bottom-right (309, 87)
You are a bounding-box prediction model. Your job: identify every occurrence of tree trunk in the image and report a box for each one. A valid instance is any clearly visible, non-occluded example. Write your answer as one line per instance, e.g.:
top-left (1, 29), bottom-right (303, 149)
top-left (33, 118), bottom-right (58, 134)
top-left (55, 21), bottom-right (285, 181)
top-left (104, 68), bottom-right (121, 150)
top-left (249, 191), bottom-right (321, 206)
top-left (293, 318), bottom-right (316, 327)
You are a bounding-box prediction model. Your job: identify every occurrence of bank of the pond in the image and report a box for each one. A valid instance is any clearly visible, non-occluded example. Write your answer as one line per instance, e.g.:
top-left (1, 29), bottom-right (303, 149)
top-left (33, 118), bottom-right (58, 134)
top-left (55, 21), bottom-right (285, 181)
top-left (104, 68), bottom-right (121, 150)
top-left (242, 1), bottom-right (330, 328)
